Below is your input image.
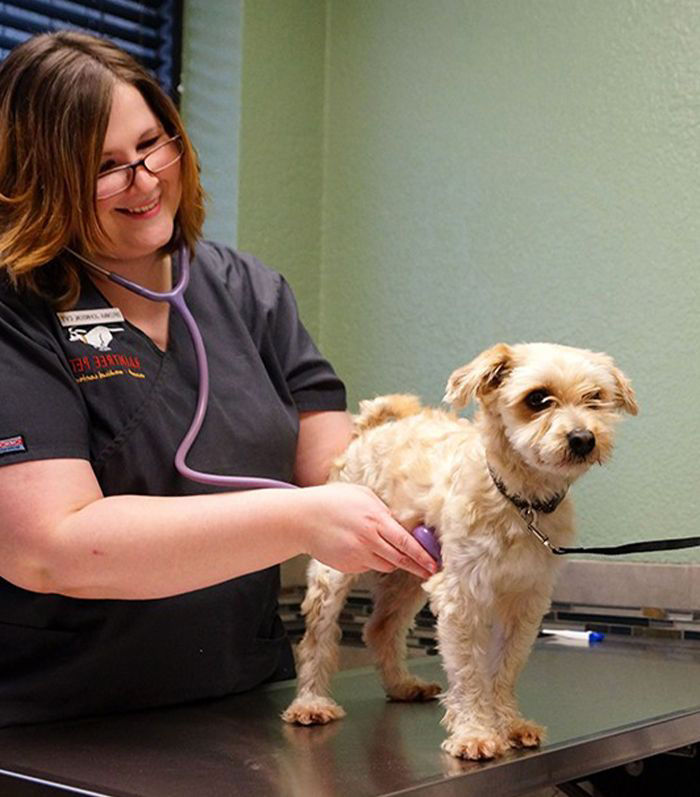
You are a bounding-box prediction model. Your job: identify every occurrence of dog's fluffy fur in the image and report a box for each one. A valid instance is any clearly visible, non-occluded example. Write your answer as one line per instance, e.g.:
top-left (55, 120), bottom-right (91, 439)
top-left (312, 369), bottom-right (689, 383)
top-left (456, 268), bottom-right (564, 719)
top-left (282, 343), bottom-right (637, 759)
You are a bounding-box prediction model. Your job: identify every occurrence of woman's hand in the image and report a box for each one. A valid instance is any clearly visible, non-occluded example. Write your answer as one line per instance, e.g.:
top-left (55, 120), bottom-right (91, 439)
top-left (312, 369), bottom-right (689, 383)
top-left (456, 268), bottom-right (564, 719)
top-left (297, 483), bottom-right (437, 579)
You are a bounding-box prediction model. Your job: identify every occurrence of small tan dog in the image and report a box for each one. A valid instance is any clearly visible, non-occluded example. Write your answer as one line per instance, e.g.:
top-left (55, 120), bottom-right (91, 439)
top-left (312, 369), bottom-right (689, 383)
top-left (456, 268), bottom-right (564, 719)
top-left (282, 342), bottom-right (637, 759)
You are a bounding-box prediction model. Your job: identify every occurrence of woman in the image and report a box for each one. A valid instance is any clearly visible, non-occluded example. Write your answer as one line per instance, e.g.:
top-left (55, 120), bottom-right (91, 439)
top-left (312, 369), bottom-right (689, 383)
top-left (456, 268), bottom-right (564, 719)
top-left (0, 31), bottom-right (436, 726)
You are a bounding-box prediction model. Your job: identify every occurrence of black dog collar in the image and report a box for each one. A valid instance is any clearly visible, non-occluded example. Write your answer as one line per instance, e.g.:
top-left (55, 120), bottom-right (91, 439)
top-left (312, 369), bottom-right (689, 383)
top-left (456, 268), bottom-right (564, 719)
top-left (487, 464), bottom-right (568, 515)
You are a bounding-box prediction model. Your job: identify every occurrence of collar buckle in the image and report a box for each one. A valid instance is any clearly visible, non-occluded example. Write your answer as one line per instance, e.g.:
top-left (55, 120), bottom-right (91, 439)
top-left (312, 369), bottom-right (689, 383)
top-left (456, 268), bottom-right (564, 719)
top-left (519, 506), bottom-right (555, 551)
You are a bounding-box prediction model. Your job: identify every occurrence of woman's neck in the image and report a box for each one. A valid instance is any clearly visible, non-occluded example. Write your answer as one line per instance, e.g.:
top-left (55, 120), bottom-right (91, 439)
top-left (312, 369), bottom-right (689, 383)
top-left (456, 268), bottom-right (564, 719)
top-left (85, 252), bottom-right (172, 351)
top-left (91, 251), bottom-right (172, 292)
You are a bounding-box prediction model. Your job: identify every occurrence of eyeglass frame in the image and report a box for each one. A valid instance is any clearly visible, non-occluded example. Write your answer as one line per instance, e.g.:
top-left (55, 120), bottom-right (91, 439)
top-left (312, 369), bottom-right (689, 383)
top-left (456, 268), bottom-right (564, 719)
top-left (95, 135), bottom-right (184, 200)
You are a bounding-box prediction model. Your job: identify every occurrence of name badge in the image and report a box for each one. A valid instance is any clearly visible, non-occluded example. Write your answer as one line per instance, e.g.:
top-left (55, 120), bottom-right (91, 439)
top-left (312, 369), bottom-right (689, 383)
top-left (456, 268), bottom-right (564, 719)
top-left (57, 308), bottom-right (125, 327)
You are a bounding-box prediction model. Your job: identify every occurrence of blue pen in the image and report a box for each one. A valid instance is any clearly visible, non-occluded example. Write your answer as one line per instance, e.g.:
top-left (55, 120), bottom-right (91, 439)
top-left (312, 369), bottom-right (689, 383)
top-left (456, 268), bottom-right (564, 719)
top-left (541, 629), bottom-right (604, 644)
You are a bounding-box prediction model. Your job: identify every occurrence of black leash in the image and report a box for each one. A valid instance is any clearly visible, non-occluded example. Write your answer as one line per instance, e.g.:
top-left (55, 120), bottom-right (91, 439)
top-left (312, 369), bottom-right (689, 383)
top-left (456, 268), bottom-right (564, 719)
top-left (517, 503), bottom-right (700, 557)
top-left (552, 536), bottom-right (700, 556)
top-left (488, 464), bottom-right (700, 557)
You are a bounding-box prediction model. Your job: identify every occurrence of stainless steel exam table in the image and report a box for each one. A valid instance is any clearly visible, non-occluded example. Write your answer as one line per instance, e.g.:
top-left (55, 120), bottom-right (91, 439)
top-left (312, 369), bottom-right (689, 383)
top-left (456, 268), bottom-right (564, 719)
top-left (0, 637), bottom-right (699, 796)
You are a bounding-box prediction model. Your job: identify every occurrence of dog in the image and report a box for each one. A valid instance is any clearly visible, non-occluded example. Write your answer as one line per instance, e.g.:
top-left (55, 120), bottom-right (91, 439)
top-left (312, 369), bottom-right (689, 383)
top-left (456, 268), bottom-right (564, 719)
top-left (282, 342), bottom-right (637, 759)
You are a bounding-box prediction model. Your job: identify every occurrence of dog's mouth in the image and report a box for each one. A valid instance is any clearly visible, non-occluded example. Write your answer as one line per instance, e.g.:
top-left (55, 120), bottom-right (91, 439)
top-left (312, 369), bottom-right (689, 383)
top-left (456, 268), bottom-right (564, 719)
top-left (533, 445), bottom-right (600, 474)
top-left (560, 447), bottom-right (608, 473)
top-left (565, 450), bottom-right (598, 467)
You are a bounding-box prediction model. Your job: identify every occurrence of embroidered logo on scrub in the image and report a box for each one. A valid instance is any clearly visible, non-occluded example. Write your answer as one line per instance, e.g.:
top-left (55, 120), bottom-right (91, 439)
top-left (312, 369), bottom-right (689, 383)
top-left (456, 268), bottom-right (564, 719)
top-left (67, 325), bottom-right (124, 352)
top-left (57, 308), bottom-right (125, 352)
top-left (56, 308), bottom-right (146, 383)
top-left (0, 435), bottom-right (27, 456)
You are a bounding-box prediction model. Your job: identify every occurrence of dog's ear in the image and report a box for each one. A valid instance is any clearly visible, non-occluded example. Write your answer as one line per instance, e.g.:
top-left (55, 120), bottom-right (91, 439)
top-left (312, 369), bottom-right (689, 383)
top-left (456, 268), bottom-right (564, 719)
top-left (443, 343), bottom-right (513, 409)
top-left (611, 366), bottom-right (638, 415)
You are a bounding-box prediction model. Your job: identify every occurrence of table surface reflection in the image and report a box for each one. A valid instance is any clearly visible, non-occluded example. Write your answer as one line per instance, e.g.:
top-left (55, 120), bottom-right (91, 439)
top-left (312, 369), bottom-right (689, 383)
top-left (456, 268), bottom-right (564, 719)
top-left (1, 637), bottom-right (700, 796)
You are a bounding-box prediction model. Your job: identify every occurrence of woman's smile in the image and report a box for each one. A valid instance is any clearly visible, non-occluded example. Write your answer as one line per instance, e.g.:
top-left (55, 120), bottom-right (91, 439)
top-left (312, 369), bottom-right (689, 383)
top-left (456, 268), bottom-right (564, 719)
top-left (116, 196), bottom-right (161, 218)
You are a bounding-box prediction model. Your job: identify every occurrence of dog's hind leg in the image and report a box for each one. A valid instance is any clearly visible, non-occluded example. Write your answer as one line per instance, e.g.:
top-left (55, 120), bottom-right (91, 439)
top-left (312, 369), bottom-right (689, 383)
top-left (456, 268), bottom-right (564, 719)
top-left (363, 571), bottom-right (441, 702)
top-left (281, 562), bottom-right (355, 725)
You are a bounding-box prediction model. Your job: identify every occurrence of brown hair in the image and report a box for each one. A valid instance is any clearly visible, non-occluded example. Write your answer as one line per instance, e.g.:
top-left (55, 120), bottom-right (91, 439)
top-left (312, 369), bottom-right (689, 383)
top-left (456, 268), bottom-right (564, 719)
top-left (0, 31), bottom-right (205, 307)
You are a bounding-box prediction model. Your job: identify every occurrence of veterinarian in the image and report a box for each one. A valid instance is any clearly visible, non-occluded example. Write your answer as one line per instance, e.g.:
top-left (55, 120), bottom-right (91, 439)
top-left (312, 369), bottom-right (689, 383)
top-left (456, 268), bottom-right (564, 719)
top-left (0, 31), bottom-right (437, 728)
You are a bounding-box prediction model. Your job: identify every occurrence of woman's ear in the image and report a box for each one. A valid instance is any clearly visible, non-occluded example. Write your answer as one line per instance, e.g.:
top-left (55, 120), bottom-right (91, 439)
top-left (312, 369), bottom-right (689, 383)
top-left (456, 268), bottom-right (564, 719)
top-left (443, 343), bottom-right (513, 410)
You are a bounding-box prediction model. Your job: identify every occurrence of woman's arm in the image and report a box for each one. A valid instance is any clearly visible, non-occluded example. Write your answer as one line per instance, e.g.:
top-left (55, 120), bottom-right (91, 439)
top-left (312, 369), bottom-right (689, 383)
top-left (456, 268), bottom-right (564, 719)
top-left (293, 410), bottom-right (353, 486)
top-left (0, 456), bottom-right (437, 601)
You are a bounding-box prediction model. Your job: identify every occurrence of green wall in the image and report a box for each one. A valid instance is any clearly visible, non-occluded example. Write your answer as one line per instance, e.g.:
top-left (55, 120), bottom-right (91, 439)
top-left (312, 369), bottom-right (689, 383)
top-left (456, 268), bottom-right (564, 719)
top-left (237, 0), bottom-right (327, 340)
top-left (186, 1), bottom-right (700, 562)
top-left (180, 0), bottom-right (242, 247)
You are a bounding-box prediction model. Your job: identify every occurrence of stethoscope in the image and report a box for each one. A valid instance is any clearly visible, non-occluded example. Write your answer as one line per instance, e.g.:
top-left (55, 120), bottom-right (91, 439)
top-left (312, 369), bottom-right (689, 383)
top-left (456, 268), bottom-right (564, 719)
top-left (66, 242), bottom-right (295, 492)
top-left (66, 243), bottom-right (700, 564)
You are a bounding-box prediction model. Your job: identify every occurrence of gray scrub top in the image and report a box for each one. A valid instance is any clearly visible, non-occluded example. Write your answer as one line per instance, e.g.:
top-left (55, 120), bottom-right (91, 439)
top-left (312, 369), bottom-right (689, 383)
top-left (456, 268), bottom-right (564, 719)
top-left (0, 240), bottom-right (346, 726)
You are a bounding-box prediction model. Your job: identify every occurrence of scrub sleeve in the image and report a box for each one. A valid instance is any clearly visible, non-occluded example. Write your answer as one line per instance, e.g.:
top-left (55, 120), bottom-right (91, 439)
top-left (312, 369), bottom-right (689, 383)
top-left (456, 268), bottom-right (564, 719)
top-left (0, 241), bottom-right (346, 726)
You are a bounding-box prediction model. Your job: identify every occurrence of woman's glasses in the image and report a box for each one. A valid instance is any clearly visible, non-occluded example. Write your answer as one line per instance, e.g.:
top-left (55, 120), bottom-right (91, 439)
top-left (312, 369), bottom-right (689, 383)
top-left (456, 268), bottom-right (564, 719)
top-left (96, 135), bottom-right (184, 200)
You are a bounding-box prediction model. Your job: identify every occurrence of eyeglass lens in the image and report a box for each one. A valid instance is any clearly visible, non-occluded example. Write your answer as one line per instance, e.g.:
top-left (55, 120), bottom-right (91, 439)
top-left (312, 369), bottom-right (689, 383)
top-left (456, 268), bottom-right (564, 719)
top-left (96, 138), bottom-right (183, 200)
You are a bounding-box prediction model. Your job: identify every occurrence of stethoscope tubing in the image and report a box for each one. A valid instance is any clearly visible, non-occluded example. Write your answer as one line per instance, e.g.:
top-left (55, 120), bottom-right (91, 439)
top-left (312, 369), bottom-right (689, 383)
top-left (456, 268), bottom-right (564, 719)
top-left (69, 243), bottom-right (297, 491)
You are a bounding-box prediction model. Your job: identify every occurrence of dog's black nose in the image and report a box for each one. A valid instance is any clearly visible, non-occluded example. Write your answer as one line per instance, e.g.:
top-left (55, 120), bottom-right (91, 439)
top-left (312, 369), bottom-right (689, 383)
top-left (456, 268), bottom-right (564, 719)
top-left (568, 429), bottom-right (596, 458)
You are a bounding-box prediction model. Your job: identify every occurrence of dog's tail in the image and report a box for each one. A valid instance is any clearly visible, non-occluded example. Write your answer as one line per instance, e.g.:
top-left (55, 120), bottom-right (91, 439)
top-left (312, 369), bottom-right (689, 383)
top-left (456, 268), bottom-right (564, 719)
top-left (353, 394), bottom-right (423, 434)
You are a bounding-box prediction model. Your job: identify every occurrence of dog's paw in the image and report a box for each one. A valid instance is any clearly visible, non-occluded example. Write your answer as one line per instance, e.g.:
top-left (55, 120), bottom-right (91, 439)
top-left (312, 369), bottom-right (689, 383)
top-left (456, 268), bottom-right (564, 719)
top-left (281, 697), bottom-right (346, 726)
top-left (505, 718), bottom-right (546, 748)
top-left (441, 731), bottom-right (509, 760)
top-left (387, 677), bottom-right (442, 702)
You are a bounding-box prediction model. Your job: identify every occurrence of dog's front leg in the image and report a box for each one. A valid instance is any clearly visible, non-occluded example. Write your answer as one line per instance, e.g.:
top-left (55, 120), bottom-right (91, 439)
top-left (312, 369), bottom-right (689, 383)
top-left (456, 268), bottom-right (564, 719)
top-left (491, 586), bottom-right (553, 749)
top-left (430, 575), bottom-right (509, 760)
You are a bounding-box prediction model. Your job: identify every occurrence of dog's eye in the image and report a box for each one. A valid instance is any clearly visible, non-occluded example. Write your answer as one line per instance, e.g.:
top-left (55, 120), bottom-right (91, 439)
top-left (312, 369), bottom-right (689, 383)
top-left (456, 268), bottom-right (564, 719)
top-left (524, 389), bottom-right (553, 411)
top-left (585, 391), bottom-right (603, 406)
